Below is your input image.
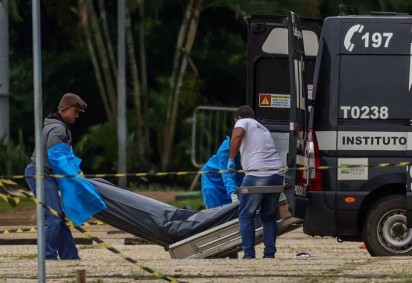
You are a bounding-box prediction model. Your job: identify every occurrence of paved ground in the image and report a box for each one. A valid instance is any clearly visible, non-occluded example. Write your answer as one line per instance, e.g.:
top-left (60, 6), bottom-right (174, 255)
top-left (0, 223), bottom-right (411, 283)
top-left (1, 194), bottom-right (411, 283)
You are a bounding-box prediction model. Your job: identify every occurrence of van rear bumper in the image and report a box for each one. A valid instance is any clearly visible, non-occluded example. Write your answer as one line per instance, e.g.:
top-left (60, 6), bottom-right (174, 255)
top-left (301, 191), bottom-right (337, 236)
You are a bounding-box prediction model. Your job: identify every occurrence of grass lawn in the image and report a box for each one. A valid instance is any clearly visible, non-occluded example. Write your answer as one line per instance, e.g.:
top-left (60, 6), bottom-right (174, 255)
top-left (0, 197), bottom-right (35, 213)
top-left (168, 196), bottom-right (205, 210)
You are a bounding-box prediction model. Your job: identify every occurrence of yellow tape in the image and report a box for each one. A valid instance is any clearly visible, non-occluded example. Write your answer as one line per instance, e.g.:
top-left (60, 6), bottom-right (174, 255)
top-left (0, 222), bottom-right (105, 234)
top-left (1, 179), bottom-right (18, 186)
top-left (9, 175), bottom-right (25, 179)
top-left (0, 182), bottom-right (182, 282)
top-left (0, 194), bottom-right (8, 203)
top-left (318, 166), bottom-right (330, 170)
top-left (1, 161), bottom-right (412, 181)
top-left (66, 221), bottom-right (105, 228)
top-left (0, 180), bottom-right (19, 207)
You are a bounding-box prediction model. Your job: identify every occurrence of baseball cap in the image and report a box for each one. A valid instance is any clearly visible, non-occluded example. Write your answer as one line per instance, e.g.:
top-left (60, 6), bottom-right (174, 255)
top-left (58, 93), bottom-right (87, 112)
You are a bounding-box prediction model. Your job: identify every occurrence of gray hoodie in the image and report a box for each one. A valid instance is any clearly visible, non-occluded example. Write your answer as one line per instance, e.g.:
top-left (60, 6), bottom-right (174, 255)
top-left (30, 113), bottom-right (72, 174)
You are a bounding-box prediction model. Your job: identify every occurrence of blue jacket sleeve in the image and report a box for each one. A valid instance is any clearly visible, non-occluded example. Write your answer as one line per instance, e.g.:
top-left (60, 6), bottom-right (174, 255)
top-left (201, 161), bottom-right (231, 208)
top-left (218, 136), bottom-right (244, 196)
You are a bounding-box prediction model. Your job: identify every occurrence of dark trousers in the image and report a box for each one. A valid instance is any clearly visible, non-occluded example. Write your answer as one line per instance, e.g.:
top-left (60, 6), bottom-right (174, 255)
top-left (25, 165), bottom-right (79, 260)
top-left (239, 174), bottom-right (283, 258)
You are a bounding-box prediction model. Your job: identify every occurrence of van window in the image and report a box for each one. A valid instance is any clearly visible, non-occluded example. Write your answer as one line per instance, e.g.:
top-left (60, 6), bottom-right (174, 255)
top-left (247, 18), bottom-right (321, 125)
top-left (255, 57), bottom-right (290, 122)
top-left (255, 59), bottom-right (317, 123)
top-left (262, 28), bottom-right (319, 56)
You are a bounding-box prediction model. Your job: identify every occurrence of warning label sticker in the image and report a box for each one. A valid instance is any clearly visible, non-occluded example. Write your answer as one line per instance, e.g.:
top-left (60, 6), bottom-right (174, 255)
top-left (259, 93), bottom-right (290, 108)
top-left (259, 94), bottom-right (272, 107)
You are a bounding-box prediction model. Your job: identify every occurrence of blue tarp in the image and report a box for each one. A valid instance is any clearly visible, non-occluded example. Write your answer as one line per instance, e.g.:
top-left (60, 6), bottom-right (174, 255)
top-left (201, 136), bottom-right (243, 208)
top-left (48, 143), bottom-right (107, 226)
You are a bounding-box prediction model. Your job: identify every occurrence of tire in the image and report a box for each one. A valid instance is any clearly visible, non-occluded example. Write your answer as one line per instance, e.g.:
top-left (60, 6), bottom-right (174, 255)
top-left (363, 195), bottom-right (412, 256)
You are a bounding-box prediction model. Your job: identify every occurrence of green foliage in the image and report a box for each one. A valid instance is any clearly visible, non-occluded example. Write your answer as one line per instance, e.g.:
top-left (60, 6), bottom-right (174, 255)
top-left (75, 121), bottom-right (148, 177)
top-left (147, 72), bottom-right (200, 165)
top-left (379, 0), bottom-right (412, 12)
top-left (204, 0), bottom-right (282, 16)
top-left (75, 122), bottom-right (118, 174)
top-left (8, 0), bottom-right (412, 188)
top-left (194, 8), bottom-right (247, 106)
top-left (9, 0), bottom-right (23, 22)
top-left (0, 197), bottom-right (35, 213)
top-left (0, 131), bottom-right (29, 178)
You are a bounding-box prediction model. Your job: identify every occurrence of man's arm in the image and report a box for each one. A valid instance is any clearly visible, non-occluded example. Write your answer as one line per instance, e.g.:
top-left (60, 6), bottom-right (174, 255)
top-left (229, 127), bottom-right (245, 159)
top-left (46, 124), bottom-right (67, 149)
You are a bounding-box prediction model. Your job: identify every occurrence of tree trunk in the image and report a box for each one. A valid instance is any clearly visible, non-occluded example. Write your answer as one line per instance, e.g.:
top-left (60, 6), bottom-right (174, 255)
top-left (126, 9), bottom-right (146, 165)
top-left (98, 0), bottom-right (117, 78)
top-left (161, 0), bottom-right (201, 170)
top-left (161, 0), bottom-right (194, 170)
top-left (166, 0), bottom-right (193, 125)
top-left (87, 0), bottom-right (117, 120)
top-left (79, 0), bottom-right (113, 123)
top-left (137, 0), bottom-right (150, 156)
top-left (0, 0), bottom-right (9, 140)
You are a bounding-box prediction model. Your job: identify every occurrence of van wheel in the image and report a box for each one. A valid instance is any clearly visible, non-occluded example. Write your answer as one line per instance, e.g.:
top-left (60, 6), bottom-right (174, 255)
top-left (363, 195), bottom-right (412, 256)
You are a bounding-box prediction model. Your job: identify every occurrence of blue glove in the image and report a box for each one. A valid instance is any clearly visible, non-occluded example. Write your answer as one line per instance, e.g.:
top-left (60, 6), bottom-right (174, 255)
top-left (227, 158), bottom-right (236, 172)
top-left (231, 193), bottom-right (239, 203)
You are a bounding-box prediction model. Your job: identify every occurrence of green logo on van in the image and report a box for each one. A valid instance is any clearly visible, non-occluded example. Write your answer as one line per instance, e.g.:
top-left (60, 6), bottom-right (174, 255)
top-left (341, 167), bottom-right (350, 174)
top-left (340, 164), bottom-right (365, 175)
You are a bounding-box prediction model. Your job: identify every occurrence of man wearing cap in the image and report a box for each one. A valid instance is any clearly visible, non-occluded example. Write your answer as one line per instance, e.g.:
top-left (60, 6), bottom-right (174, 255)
top-left (24, 93), bottom-right (87, 260)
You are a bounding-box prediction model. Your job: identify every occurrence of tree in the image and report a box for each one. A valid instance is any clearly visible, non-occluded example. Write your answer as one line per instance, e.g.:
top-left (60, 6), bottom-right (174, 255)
top-left (161, 0), bottom-right (201, 170)
top-left (78, 0), bottom-right (117, 123)
top-left (0, 0), bottom-right (9, 140)
top-left (160, 0), bottom-right (287, 170)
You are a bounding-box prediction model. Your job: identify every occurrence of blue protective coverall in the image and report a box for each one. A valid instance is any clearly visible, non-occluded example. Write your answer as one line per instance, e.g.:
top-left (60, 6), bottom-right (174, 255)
top-left (201, 136), bottom-right (244, 208)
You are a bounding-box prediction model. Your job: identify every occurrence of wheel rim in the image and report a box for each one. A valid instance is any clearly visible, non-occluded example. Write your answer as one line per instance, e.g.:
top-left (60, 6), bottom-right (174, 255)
top-left (377, 209), bottom-right (412, 254)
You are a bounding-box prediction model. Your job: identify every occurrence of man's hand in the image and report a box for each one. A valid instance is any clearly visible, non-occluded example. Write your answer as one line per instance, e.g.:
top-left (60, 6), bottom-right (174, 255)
top-left (231, 193), bottom-right (238, 203)
top-left (227, 158), bottom-right (235, 172)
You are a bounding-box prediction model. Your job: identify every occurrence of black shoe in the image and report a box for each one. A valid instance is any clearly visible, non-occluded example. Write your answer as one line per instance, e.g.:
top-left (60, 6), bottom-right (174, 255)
top-left (242, 256), bottom-right (255, 259)
top-left (263, 255), bottom-right (275, 259)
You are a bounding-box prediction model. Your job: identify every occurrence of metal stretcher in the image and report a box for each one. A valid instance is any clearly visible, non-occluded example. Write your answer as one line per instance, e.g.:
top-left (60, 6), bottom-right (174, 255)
top-left (168, 186), bottom-right (302, 259)
top-left (91, 179), bottom-right (301, 259)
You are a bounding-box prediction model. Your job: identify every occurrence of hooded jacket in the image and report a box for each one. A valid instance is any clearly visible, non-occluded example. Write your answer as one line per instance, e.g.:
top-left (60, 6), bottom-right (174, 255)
top-left (29, 113), bottom-right (107, 225)
top-left (30, 113), bottom-right (71, 173)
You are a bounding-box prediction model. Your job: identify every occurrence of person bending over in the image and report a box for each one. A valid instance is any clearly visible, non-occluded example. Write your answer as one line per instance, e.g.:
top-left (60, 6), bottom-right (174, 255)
top-left (227, 105), bottom-right (284, 259)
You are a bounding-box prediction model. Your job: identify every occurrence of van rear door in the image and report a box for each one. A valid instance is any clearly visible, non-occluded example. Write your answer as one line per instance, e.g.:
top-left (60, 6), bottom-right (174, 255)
top-left (283, 11), bottom-right (310, 217)
top-left (246, 14), bottom-right (297, 171)
top-left (246, 13), bottom-right (321, 216)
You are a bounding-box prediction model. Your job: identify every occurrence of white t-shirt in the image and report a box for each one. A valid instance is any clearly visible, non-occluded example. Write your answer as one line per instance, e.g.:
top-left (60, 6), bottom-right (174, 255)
top-left (234, 118), bottom-right (283, 177)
